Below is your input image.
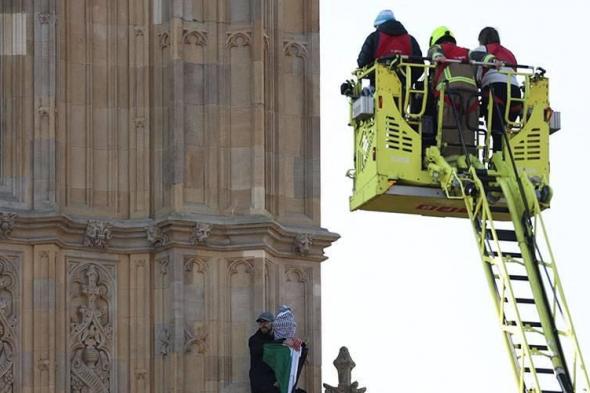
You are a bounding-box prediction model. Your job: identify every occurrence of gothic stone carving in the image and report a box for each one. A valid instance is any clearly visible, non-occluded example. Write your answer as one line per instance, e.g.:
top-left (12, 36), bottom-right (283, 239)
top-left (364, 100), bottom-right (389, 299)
top-left (191, 223), bottom-right (211, 245)
top-left (323, 347), bottom-right (366, 393)
top-left (158, 32), bottom-right (170, 49)
top-left (184, 257), bottom-right (207, 273)
top-left (158, 258), bottom-right (169, 276)
top-left (294, 234), bottom-right (313, 256)
top-left (0, 258), bottom-right (18, 391)
top-left (158, 326), bottom-right (171, 357)
top-left (83, 221), bottom-right (113, 249)
top-left (183, 30), bottom-right (207, 46)
top-left (69, 263), bottom-right (114, 393)
top-left (226, 31), bottom-right (252, 48)
top-left (0, 213), bottom-right (16, 240)
top-left (146, 225), bottom-right (168, 248)
top-left (184, 325), bottom-right (207, 354)
top-left (283, 41), bottom-right (309, 58)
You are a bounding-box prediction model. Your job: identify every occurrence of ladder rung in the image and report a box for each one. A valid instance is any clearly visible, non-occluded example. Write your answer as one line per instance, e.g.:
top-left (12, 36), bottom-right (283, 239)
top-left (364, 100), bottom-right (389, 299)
top-left (504, 297), bottom-right (536, 304)
top-left (507, 320), bottom-right (543, 328)
top-left (524, 367), bottom-right (554, 374)
top-left (489, 251), bottom-right (523, 259)
top-left (490, 205), bottom-right (509, 213)
top-left (516, 343), bottom-right (549, 351)
top-left (493, 274), bottom-right (529, 282)
top-left (508, 274), bottom-right (529, 281)
top-left (490, 229), bottom-right (518, 242)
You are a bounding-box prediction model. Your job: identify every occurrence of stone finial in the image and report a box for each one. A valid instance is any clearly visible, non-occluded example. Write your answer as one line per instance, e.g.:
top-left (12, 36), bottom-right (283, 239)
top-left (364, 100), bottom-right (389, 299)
top-left (323, 347), bottom-right (366, 393)
top-left (146, 225), bottom-right (168, 248)
top-left (83, 220), bottom-right (112, 248)
top-left (0, 212), bottom-right (17, 239)
top-left (294, 233), bottom-right (313, 256)
top-left (191, 223), bottom-right (211, 245)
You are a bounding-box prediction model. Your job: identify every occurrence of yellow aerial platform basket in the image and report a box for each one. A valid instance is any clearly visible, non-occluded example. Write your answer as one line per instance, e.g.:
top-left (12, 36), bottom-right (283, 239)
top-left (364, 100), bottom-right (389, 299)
top-left (343, 57), bottom-right (590, 393)
top-left (345, 58), bottom-right (556, 220)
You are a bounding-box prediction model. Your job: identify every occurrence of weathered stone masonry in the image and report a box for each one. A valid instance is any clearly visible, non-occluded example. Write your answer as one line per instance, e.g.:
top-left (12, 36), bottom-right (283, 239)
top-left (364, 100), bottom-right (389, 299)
top-left (0, 0), bottom-right (336, 392)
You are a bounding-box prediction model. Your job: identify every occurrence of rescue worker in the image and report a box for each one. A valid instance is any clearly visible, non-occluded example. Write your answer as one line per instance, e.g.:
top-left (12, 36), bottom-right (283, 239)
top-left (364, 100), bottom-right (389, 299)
top-left (357, 9), bottom-right (422, 85)
top-left (249, 312), bottom-right (279, 393)
top-left (470, 27), bottom-right (522, 151)
top-left (351, 10), bottom-right (423, 120)
top-left (427, 26), bottom-right (479, 156)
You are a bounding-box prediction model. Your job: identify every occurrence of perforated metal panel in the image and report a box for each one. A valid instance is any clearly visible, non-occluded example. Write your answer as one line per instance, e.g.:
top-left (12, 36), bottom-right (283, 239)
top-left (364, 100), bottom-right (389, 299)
top-left (385, 115), bottom-right (413, 153)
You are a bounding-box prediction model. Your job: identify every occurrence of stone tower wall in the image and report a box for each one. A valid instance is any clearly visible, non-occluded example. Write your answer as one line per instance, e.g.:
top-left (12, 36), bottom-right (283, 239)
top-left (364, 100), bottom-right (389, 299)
top-left (0, 0), bottom-right (336, 392)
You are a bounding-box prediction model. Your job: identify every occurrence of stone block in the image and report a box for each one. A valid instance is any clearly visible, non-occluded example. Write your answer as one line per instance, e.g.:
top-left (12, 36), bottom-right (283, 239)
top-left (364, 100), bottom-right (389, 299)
top-left (0, 1), bottom-right (335, 392)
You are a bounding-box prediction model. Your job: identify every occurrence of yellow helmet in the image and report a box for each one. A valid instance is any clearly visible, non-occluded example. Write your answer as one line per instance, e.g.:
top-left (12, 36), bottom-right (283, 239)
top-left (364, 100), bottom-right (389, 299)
top-left (429, 26), bottom-right (455, 46)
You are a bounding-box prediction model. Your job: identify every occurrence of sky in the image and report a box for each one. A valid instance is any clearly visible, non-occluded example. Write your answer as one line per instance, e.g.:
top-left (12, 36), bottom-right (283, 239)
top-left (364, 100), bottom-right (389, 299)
top-left (319, 1), bottom-right (590, 392)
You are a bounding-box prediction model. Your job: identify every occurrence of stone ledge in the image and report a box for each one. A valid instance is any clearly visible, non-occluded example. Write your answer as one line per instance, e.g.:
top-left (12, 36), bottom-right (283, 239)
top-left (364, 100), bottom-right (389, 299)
top-left (3, 213), bottom-right (339, 261)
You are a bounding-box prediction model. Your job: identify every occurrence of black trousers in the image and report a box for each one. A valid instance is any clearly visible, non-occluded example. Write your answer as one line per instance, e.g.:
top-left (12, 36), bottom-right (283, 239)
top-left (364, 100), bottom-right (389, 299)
top-left (482, 82), bottom-right (522, 151)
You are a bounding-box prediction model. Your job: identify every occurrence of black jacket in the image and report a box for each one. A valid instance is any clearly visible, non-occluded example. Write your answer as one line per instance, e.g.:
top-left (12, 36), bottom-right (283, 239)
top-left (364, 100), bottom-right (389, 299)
top-left (249, 330), bottom-right (281, 393)
top-left (357, 20), bottom-right (422, 68)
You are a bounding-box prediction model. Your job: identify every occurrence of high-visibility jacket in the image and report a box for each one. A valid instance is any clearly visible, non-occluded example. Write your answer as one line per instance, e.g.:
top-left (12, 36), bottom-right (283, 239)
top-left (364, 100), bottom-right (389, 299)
top-left (428, 43), bottom-right (477, 94)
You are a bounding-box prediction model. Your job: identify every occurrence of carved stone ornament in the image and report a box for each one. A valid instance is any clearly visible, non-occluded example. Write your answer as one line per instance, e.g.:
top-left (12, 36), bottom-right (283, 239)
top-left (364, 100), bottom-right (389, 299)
top-left (158, 326), bottom-right (171, 357)
top-left (226, 31), bottom-right (252, 48)
top-left (69, 264), bottom-right (114, 393)
top-left (285, 267), bottom-right (306, 283)
top-left (283, 41), bottom-right (309, 58)
top-left (184, 325), bottom-right (207, 354)
top-left (294, 233), bottom-right (313, 256)
top-left (38, 106), bottom-right (50, 117)
top-left (0, 213), bottom-right (16, 239)
top-left (228, 259), bottom-right (254, 275)
top-left (183, 30), bottom-right (208, 46)
top-left (323, 347), bottom-right (366, 393)
top-left (191, 223), bottom-right (211, 245)
top-left (158, 258), bottom-right (169, 276)
top-left (0, 258), bottom-right (18, 391)
top-left (158, 32), bottom-right (170, 49)
top-left (83, 221), bottom-right (113, 249)
top-left (135, 369), bottom-right (147, 380)
top-left (184, 257), bottom-right (207, 273)
top-left (37, 355), bottom-right (50, 371)
top-left (146, 225), bottom-right (168, 248)
top-left (38, 13), bottom-right (51, 24)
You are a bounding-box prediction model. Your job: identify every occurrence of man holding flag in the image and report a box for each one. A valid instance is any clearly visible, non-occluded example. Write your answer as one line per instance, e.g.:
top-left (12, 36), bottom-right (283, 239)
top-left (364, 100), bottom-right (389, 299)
top-left (261, 306), bottom-right (308, 393)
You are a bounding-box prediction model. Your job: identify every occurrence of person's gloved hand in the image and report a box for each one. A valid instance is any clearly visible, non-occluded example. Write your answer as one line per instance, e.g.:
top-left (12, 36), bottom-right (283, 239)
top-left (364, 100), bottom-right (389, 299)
top-left (340, 80), bottom-right (354, 97)
top-left (494, 60), bottom-right (505, 69)
top-left (433, 55), bottom-right (447, 64)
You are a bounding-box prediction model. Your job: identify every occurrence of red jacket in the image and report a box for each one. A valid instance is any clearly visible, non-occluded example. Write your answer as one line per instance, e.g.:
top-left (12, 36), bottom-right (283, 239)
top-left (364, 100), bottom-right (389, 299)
top-left (486, 43), bottom-right (517, 69)
top-left (375, 32), bottom-right (412, 58)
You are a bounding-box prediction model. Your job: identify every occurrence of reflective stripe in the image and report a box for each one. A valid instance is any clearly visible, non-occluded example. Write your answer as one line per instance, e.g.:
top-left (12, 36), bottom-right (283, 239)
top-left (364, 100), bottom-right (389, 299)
top-left (448, 76), bottom-right (477, 86)
top-left (443, 67), bottom-right (477, 86)
top-left (483, 54), bottom-right (495, 63)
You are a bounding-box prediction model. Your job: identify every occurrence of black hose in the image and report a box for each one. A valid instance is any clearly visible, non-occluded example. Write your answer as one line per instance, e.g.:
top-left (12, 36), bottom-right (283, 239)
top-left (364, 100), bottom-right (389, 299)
top-left (447, 90), bottom-right (473, 167)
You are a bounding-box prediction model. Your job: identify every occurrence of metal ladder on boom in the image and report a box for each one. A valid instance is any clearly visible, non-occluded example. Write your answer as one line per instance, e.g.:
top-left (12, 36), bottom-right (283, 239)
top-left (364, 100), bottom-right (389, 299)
top-left (426, 121), bottom-right (590, 393)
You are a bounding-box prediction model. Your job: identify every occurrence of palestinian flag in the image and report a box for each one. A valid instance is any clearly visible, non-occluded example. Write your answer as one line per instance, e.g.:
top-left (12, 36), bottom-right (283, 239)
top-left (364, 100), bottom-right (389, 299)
top-left (263, 343), bottom-right (301, 393)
